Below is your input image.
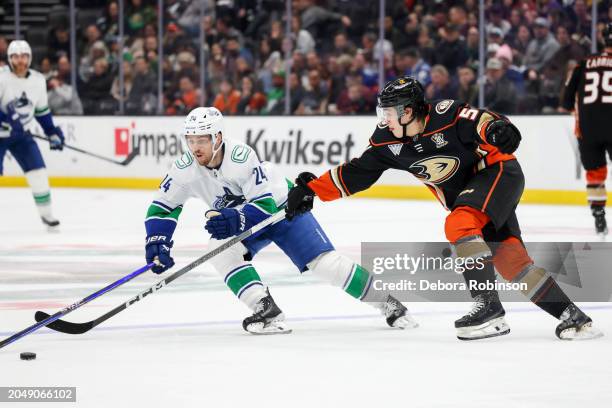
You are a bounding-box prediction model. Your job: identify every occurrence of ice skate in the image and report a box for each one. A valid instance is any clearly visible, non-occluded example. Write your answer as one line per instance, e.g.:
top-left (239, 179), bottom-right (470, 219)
top-left (380, 295), bottom-right (418, 329)
top-left (455, 291), bottom-right (510, 340)
top-left (242, 289), bottom-right (292, 335)
top-left (41, 216), bottom-right (60, 232)
top-left (556, 304), bottom-right (603, 340)
top-left (592, 207), bottom-right (608, 238)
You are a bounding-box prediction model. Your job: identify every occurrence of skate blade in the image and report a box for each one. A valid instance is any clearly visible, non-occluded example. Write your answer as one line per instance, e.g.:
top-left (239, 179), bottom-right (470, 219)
top-left (245, 322), bottom-right (292, 335)
top-left (457, 317), bottom-right (510, 341)
top-left (391, 315), bottom-right (419, 329)
top-left (559, 323), bottom-right (604, 341)
top-left (47, 225), bottom-right (60, 233)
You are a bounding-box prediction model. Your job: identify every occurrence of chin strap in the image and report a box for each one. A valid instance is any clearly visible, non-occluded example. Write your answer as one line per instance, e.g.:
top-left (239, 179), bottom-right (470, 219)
top-left (209, 136), bottom-right (225, 165)
top-left (400, 113), bottom-right (418, 138)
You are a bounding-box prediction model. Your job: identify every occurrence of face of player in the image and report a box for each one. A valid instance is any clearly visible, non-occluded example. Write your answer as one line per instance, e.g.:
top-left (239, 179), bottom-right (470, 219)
top-left (185, 133), bottom-right (223, 166)
top-left (10, 53), bottom-right (29, 77)
top-left (377, 106), bottom-right (414, 138)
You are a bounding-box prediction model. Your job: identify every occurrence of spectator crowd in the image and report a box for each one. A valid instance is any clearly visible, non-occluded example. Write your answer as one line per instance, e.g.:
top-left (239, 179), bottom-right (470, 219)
top-left (0, 0), bottom-right (610, 116)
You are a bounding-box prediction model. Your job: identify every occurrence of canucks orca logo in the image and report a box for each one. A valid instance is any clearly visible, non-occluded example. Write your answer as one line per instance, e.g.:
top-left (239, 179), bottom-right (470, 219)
top-left (7, 92), bottom-right (34, 124)
top-left (213, 187), bottom-right (246, 209)
top-left (409, 156), bottom-right (460, 184)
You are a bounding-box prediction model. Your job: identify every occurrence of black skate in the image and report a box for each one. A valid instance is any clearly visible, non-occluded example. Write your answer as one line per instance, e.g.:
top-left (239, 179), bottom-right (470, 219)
top-left (455, 291), bottom-right (510, 340)
top-left (556, 304), bottom-right (603, 340)
top-left (242, 289), bottom-right (292, 335)
top-left (380, 295), bottom-right (418, 329)
top-left (41, 216), bottom-right (60, 232)
top-left (592, 207), bottom-right (608, 237)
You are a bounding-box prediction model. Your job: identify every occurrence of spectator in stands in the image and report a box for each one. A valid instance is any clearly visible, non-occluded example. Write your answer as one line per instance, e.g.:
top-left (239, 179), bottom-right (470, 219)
top-left (213, 78), bottom-right (241, 115)
top-left (426, 65), bottom-right (458, 100)
top-left (97, 1), bottom-right (119, 43)
top-left (510, 24), bottom-right (532, 66)
top-left (487, 27), bottom-right (505, 46)
top-left (331, 32), bottom-right (356, 57)
top-left (126, 0), bottom-right (156, 36)
top-left (167, 76), bottom-right (200, 115)
top-left (111, 60), bottom-right (134, 103)
top-left (297, 69), bottom-right (328, 114)
top-left (449, 5), bottom-right (469, 35)
top-left (457, 65), bottom-right (478, 106)
top-left (79, 41), bottom-right (109, 83)
top-left (496, 45), bottom-right (525, 94)
top-left (417, 26), bottom-right (436, 65)
top-left (257, 38), bottom-right (283, 93)
top-left (48, 26), bottom-right (70, 63)
top-left (163, 23), bottom-right (190, 56)
top-left (295, 0), bottom-right (351, 42)
top-left (336, 83), bottom-right (375, 115)
top-left (292, 15), bottom-right (315, 55)
top-left (403, 48), bottom-right (432, 88)
top-left (127, 56), bottom-right (157, 114)
top-left (40, 57), bottom-right (54, 81)
top-left (80, 58), bottom-right (115, 114)
top-left (0, 36), bottom-right (7, 61)
top-left (56, 55), bottom-right (72, 83)
top-left (81, 24), bottom-right (102, 59)
top-left (466, 26), bottom-right (480, 62)
top-left (433, 24), bottom-right (469, 75)
top-left (487, 5), bottom-right (511, 38)
top-left (48, 75), bottom-right (84, 115)
top-left (236, 76), bottom-right (267, 115)
top-left (524, 17), bottom-right (560, 71)
top-left (484, 57), bottom-right (517, 114)
top-left (264, 71), bottom-right (285, 114)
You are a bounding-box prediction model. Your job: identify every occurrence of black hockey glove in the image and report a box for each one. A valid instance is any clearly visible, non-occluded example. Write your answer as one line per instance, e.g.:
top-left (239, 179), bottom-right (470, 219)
top-left (285, 172), bottom-right (317, 220)
top-left (485, 120), bottom-right (522, 154)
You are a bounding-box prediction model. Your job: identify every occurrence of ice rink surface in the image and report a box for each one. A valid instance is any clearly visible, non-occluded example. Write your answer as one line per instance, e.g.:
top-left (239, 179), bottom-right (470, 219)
top-left (1, 187), bottom-right (611, 408)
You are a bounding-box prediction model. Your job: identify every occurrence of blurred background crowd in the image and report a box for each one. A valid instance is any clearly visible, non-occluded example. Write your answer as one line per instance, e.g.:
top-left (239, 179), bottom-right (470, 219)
top-left (0, 0), bottom-right (610, 116)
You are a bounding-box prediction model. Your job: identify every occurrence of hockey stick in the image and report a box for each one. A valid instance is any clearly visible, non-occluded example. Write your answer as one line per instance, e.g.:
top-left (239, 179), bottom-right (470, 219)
top-left (0, 263), bottom-right (155, 350)
top-left (30, 133), bottom-right (139, 166)
top-left (34, 211), bottom-right (287, 335)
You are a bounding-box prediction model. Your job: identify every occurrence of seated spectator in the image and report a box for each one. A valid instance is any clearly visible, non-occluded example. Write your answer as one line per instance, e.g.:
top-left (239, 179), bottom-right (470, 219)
top-left (496, 45), bottom-right (525, 94)
top-left (97, 1), bottom-right (119, 43)
top-left (0, 36), bottom-right (7, 61)
top-left (264, 71), bottom-right (286, 114)
top-left (457, 65), bottom-right (478, 106)
top-left (56, 55), bottom-right (72, 83)
top-left (426, 65), bottom-right (458, 100)
top-left (47, 75), bottom-right (84, 115)
top-left (48, 25), bottom-right (70, 63)
top-left (111, 60), bottom-right (134, 103)
top-left (433, 23), bottom-right (468, 75)
top-left (484, 57), bottom-right (517, 114)
top-left (336, 83), bottom-right (375, 115)
top-left (79, 41), bottom-right (109, 82)
top-left (236, 76), bottom-right (267, 114)
top-left (524, 17), bottom-right (560, 72)
top-left (297, 69), bottom-right (328, 114)
top-left (167, 76), bottom-right (201, 115)
top-left (126, 56), bottom-right (157, 114)
top-left (126, 0), bottom-right (156, 36)
top-left (509, 24), bottom-right (532, 67)
top-left (403, 48), bottom-right (431, 87)
top-left (213, 78), bottom-right (242, 115)
top-left (80, 58), bottom-right (115, 114)
top-left (40, 57), bottom-right (54, 81)
top-left (331, 32), bottom-right (356, 58)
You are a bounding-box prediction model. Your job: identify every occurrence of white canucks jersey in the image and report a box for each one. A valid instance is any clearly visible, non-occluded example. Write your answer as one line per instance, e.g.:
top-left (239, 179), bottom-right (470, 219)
top-left (0, 69), bottom-right (50, 138)
top-left (145, 137), bottom-right (289, 233)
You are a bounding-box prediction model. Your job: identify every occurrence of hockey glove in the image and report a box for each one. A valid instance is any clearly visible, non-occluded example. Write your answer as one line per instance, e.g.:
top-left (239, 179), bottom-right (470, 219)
top-left (485, 120), bottom-right (521, 154)
top-left (285, 172), bottom-right (317, 220)
top-left (5, 106), bottom-right (24, 137)
top-left (205, 208), bottom-right (247, 240)
top-left (48, 126), bottom-right (65, 151)
top-left (145, 234), bottom-right (175, 274)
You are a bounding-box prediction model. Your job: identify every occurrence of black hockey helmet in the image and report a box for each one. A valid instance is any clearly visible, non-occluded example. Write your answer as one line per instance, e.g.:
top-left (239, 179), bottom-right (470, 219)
top-left (604, 22), bottom-right (612, 47)
top-left (377, 76), bottom-right (427, 118)
top-left (377, 76), bottom-right (427, 134)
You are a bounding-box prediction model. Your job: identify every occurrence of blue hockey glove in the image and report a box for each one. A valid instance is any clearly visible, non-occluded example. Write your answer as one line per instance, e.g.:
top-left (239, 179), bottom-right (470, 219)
top-left (48, 126), bottom-right (65, 151)
top-left (145, 234), bottom-right (175, 274)
top-left (6, 106), bottom-right (24, 137)
top-left (205, 208), bottom-right (246, 239)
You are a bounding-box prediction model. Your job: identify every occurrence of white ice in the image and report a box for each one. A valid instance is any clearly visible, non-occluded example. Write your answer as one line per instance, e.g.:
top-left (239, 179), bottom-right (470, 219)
top-left (0, 187), bottom-right (611, 408)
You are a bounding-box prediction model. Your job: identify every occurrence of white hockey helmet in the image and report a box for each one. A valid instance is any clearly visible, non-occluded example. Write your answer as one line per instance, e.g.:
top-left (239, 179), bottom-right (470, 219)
top-left (7, 40), bottom-right (32, 70)
top-left (184, 106), bottom-right (224, 138)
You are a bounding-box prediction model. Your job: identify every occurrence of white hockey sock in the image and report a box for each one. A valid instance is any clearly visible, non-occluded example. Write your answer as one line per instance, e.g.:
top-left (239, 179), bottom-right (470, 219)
top-left (307, 251), bottom-right (387, 306)
top-left (208, 238), bottom-right (268, 311)
top-left (25, 168), bottom-right (54, 219)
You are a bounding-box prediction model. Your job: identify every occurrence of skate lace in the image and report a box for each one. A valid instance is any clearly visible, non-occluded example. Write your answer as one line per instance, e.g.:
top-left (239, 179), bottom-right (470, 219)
top-left (467, 297), bottom-right (486, 317)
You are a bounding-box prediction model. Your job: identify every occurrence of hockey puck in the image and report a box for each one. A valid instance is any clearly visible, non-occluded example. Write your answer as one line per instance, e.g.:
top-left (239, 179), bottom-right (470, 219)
top-left (20, 352), bottom-right (36, 361)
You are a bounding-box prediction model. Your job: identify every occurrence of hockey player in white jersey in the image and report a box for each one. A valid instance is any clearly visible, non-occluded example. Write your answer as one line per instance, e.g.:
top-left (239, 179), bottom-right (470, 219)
top-left (144, 107), bottom-right (418, 334)
top-left (0, 40), bottom-right (65, 230)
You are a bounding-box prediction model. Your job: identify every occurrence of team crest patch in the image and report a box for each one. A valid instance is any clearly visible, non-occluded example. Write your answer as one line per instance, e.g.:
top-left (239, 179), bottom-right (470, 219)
top-left (388, 144), bottom-right (403, 156)
top-left (435, 100), bottom-right (453, 114)
top-left (231, 145), bottom-right (251, 163)
top-left (431, 133), bottom-right (448, 148)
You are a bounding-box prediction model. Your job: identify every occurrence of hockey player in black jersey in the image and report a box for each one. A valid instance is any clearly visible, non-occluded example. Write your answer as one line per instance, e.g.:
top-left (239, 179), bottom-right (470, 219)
top-left (561, 22), bottom-right (612, 237)
top-left (286, 75), bottom-right (602, 341)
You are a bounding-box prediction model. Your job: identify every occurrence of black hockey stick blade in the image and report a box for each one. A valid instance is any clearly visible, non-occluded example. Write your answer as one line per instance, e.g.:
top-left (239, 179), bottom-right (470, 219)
top-left (120, 147), bottom-right (140, 166)
top-left (35, 311), bottom-right (95, 334)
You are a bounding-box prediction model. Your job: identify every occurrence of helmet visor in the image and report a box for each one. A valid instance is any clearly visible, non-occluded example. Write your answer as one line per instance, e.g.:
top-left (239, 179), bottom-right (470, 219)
top-left (376, 105), bottom-right (403, 127)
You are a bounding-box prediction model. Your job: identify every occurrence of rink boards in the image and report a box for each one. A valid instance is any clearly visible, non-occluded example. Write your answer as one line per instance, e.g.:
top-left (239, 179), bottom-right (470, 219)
top-left (0, 114), bottom-right (603, 205)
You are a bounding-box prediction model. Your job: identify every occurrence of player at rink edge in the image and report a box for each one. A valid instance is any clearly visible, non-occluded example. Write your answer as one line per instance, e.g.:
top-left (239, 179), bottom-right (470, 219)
top-left (143, 106), bottom-right (418, 334)
top-left (285, 75), bottom-right (603, 341)
top-left (0, 40), bottom-right (65, 230)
